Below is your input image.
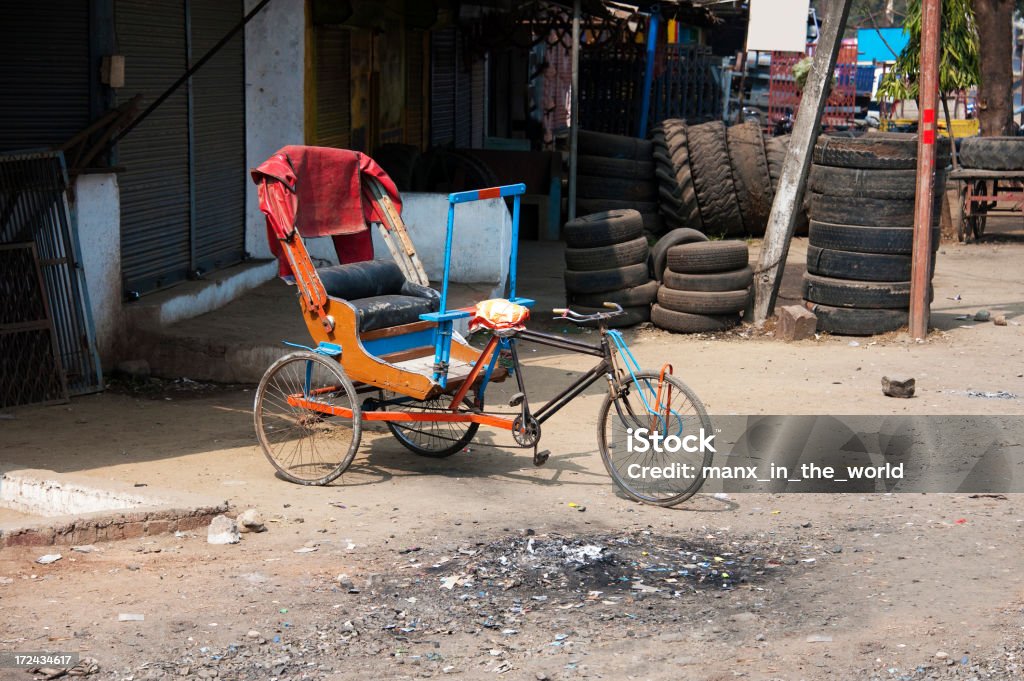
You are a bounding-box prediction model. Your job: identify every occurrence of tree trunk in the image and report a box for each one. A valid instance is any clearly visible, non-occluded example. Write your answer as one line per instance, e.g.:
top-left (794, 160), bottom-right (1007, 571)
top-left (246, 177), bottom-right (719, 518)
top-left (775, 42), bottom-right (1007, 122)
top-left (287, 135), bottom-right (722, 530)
top-left (971, 0), bottom-right (1014, 136)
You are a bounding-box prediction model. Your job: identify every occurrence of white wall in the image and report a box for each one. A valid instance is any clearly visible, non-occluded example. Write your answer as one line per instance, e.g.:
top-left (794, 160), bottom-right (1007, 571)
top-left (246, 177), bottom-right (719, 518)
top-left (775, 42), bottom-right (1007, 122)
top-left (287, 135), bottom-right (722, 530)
top-left (244, 0), bottom-right (306, 260)
top-left (73, 174), bottom-right (122, 362)
top-left (302, 193), bottom-right (512, 292)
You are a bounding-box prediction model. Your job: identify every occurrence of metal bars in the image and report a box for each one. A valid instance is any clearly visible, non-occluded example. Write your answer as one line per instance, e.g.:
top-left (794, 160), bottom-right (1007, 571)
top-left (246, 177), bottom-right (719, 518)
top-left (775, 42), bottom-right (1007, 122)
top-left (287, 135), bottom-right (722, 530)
top-left (0, 151), bottom-right (103, 396)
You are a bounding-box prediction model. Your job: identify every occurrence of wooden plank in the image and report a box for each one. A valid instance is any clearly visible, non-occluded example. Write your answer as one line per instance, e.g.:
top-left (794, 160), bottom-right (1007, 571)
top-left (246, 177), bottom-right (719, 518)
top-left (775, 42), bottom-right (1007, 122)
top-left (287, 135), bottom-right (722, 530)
top-left (752, 0), bottom-right (853, 323)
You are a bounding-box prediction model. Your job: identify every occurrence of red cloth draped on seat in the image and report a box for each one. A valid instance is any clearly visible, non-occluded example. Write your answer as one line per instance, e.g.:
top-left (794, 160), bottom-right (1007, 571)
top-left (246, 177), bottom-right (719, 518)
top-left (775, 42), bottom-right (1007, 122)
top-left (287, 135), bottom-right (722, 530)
top-left (251, 146), bottom-right (403, 279)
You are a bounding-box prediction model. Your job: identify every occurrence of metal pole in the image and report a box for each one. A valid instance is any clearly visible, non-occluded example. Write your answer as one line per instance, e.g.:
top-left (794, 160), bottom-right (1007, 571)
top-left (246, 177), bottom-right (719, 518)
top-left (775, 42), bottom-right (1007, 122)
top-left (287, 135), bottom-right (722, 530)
top-left (637, 10), bottom-right (659, 138)
top-left (567, 0), bottom-right (581, 222)
top-left (909, 0), bottom-right (941, 340)
top-left (753, 0), bottom-right (853, 322)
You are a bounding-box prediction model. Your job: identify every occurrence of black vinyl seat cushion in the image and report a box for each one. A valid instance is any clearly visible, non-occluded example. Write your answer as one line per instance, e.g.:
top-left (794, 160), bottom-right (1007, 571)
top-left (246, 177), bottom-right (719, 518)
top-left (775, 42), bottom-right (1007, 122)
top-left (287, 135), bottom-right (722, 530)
top-left (317, 260), bottom-right (439, 333)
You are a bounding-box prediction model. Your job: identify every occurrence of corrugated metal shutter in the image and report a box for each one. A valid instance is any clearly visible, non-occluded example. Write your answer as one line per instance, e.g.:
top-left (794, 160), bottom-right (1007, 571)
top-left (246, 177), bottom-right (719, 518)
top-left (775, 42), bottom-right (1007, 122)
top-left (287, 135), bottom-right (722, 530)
top-left (430, 28), bottom-right (456, 147)
top-left (470, 56), bottom-right (485, 148)
top-left (116, 0), bottom-right (192, 296)
top-left (404, 29), bottom-right (425, 148)
top-left (190, 0), bottom-right (245, 275)
top-left (315, 25), bottom-right (352, 148)
top-left (454, 31), bottom-right (471, 149)
top-left (0, 3), bottom-right (90, 152)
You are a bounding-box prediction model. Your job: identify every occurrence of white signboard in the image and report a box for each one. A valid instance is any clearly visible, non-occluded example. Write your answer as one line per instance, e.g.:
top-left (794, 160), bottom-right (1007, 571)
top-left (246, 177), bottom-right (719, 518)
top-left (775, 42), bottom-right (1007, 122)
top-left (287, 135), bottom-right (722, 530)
top-left (746, 0), bottom-right (811, 53)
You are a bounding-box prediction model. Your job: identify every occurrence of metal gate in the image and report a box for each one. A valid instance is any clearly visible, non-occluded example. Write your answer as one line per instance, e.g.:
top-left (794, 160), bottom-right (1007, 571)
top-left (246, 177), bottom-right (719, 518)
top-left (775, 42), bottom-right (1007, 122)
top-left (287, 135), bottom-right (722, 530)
top-left (116, 0), bottom-right (246, 298)
top-left (0, 151), bottom-right (103, 398)
top-left (648, 44), bottom-right (721, 127)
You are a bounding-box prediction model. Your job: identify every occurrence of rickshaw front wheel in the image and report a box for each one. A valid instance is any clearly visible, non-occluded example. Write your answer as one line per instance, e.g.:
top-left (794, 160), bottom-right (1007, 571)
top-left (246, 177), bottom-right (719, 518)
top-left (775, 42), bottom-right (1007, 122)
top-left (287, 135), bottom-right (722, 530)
top-left (254, 351), bottom-right (362, 485)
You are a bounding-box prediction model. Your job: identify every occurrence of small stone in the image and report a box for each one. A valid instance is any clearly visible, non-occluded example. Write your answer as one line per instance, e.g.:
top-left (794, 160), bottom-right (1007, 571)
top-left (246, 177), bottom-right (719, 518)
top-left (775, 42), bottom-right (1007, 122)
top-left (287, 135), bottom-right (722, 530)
top-left (778, 305), bottom-right (818, 341)
top-left (237, 509), bottom-right (266, 533)
top-left (246, 630), bottom-right (260, 639)
top-left (116, 359), bottom-right (151, 379)
top-left (831, 546), bottom-right (843, 553)
top-left (535, 673), bottom-right (549, 681)
top-left (994, 315), bottom-right (1007, 326)
top-left (973, 310), bottom-right (990, 322)
top-left (755, 633), bottom-right (766, 641)
top-left (935, 651), bottom-right (949, 660)
top-left (882, 375), bottom-right (915, 399)
top-left (207, 515), bottom-right (240, 545)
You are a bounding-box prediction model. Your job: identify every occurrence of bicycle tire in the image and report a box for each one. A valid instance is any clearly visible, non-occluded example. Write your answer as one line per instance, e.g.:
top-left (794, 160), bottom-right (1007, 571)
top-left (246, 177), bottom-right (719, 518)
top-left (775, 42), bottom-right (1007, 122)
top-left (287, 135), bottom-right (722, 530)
top-left (597, 370), bottom-right (713, 506)
top-left (381, 392), bottom-right (479, 458)
top-left (254, 351), bottom-right (361, 485)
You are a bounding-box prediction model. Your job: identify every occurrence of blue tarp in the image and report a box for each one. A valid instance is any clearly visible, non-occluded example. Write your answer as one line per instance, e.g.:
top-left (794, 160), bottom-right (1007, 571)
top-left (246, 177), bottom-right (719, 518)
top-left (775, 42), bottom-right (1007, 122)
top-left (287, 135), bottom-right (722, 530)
top-left (856, 27), bottom-right (908, 64)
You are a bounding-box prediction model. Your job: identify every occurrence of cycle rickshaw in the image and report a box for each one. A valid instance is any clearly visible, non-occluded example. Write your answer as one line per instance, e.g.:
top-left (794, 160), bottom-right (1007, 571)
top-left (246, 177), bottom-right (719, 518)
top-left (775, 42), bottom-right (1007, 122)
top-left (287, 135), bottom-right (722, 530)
top-left (251, 146), bottom-right (712, 506)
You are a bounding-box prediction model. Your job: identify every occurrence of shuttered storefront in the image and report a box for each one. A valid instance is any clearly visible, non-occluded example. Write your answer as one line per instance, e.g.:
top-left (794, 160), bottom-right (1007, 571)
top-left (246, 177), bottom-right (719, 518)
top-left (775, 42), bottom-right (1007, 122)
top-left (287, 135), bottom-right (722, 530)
top-left (116, 0), bottom-right (245, 297)
top-left (314, 25), bottom-right (352, 149)
top-left (0, 3), bottom-right (91, 153)
top-left (190, 0), bottom-right (246, 276)
top-left (430, 28), bottom-right (456, 147)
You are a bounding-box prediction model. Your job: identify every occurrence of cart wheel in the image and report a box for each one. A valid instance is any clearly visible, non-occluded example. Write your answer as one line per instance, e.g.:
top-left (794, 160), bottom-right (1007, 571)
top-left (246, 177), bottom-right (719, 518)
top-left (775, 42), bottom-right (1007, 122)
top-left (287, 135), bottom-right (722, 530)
top-left (971, 180), bottom-right (989, 240)
top-left (254, 351), bottom-right (361, 485)
top-left (380, 392), bottom-right (480, 458)
top-left (597, 371), bottom-right (713, 507)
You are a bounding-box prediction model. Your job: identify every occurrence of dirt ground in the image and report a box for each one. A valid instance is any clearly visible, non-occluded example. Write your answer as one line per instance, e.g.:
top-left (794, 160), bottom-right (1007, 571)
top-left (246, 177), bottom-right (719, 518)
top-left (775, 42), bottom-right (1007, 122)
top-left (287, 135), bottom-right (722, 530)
top-left (1, 221), bottom-right (1023, 681)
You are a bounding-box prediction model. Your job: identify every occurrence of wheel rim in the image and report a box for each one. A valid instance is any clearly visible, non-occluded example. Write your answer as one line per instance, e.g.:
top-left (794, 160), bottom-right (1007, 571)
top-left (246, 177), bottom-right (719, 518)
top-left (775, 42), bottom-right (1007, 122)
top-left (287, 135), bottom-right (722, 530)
top-left (383, 392), bottom-right (479, 457)
top-left (599, 372), bottom-right (712, 505)
top-left (255, 353), bottom-right (360, 485)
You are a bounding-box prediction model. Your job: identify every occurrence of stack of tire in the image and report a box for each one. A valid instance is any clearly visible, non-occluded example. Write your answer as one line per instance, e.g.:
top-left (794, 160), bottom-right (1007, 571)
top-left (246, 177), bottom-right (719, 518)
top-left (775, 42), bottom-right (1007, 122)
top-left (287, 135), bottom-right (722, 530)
top-left (652, 240), bottom-right (752, 333)
top-left (576, 130), bottom-right (663, 236)
top-left (563, 209), bottom-right (658, 327)
top-left (650, 119), bottom-right (784, 238)
top-left (803, 132), bottom-right (950, 335)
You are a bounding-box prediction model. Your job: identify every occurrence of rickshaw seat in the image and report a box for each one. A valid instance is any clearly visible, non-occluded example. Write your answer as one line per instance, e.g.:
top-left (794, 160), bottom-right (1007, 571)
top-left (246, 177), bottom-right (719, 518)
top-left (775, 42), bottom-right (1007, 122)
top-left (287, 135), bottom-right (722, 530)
top-left (317, 260), bottom-right (439, 333)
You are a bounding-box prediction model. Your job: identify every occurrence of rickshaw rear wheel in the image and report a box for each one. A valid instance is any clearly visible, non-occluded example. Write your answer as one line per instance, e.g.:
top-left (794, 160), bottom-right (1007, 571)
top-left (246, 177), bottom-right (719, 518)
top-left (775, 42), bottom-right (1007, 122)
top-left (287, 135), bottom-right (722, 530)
top-left (597, 370), bottom-right (713, 507)
top-left (254, 351), bottom-right (362, 485)
top-left (381, 392), bottom-right (480, 458)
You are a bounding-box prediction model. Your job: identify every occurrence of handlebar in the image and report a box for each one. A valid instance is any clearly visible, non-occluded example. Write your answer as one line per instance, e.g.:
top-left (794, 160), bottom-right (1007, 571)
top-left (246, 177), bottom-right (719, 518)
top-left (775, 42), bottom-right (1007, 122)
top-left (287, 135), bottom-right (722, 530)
top-left (553, 302), bottom-right (624, 324)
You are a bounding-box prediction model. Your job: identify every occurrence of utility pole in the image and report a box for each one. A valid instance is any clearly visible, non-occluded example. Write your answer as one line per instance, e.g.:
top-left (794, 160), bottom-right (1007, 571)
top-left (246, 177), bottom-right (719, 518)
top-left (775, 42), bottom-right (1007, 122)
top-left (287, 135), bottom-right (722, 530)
top-left (567, 0), bottom-right (581, 222)
top-left (909, 0), bottom-right (941, 339)
top-left (752, 0), bottom-right (853, 323)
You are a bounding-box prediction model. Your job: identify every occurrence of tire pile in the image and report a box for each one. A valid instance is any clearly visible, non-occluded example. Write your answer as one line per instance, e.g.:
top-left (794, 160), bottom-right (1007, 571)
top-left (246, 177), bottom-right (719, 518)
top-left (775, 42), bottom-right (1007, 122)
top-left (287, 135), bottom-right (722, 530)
top-left (652, 240), bottom-right (752, 333)
top-left (562, 209), bottom-right (658, 327)
top-left (803, 132), bottom-right (950, 335)
top-left (650, 119), bottom-right (782, 238)
top-left (576, 131), bottom-right (662, 236)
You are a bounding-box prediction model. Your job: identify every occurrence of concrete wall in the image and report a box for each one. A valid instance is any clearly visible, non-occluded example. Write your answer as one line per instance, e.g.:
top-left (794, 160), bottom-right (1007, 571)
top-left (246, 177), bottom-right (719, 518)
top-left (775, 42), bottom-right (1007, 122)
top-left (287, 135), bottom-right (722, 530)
top-left (303, 193), bottom-right (513, 292)
top-left (244, 0), bottom-right (306, 261)
top-left (73, 174), bottom-right (122, 362)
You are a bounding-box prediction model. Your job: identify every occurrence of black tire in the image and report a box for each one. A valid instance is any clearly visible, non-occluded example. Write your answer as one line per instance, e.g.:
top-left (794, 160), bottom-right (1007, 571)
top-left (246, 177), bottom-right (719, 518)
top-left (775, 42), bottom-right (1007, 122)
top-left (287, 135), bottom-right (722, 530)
top-left (958, 137), bottom-right (1024, 171)
top-left (663, 265), bottom-right (753, 292)
top-left (657, 286), bottom-right (750, 314)
top-left (808, 220), bottom-right (940, 255)
top-left (578, 155), bottom-right (656, 179)
top-left (667, 240), bottom-right (749, 274)
top-left (371, 143), bottom-right (420, 192)
top-left (254, 351), bottom-right (361, 486)
top-left (564, 209), bottom-right (644, 248)
top-left (577, 198), bottom-right (660, 216)
top-left (650, 228), bottom-right (710, 281)
top-left (651, 304), bottom-right (740, 333)
top-left (578, 130), bottom-right (654, 161)
top-left (766, 135), bottom-right (789, 193)
top-left (802, 273), bottom-right (912, 309)
top-left (806, 245), bottom-right (917, 282)
top-left (808, 166), bottom-right (919, 199)
top-left (382, 393), bottom-right (479, 458)
top-left (813, 133), bottom-right (950, 170)
top-left (570, 279), bottom-right (659, 307)
top-left (687, 121), bottom-right (744, 237)
top-left (564, 236), bottom-right (649, 271)
top-left (571, 304), bottom-right (651, 328)
top-left (661, 126), bottom-right (704, 230)
top-left (727, 121), bottom-right (774, 235)
top-left (564, 263), bottom-right (650, 294)
top-left (577, 174), bottom-right (658, 202)
top-left (808, 193), bottom-right (940, 227)
top-left (597, 370), bottom-right (713, 506)
top-left (805, 301), bottom-right (908, 336)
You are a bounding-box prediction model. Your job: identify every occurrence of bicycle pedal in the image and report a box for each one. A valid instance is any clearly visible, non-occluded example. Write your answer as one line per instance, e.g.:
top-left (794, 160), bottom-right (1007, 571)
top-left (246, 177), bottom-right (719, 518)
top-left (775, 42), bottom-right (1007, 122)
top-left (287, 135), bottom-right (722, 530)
top-left (532, 449), bottom-right (550, 467)
top-left (508, 392), bottom-right (525, 407)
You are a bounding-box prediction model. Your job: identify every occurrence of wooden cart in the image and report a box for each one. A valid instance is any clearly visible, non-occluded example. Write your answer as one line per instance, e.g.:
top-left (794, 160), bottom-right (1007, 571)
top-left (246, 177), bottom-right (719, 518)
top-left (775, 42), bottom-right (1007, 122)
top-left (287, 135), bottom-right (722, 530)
top-left (950, 168), bottom-right (1024, 242)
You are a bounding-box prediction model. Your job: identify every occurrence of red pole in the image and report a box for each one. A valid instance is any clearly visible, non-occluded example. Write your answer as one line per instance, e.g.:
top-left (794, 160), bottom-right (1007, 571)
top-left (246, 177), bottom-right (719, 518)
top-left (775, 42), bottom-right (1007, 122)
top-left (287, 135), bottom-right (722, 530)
top-left (909, 0), bottom-right (941, 340)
